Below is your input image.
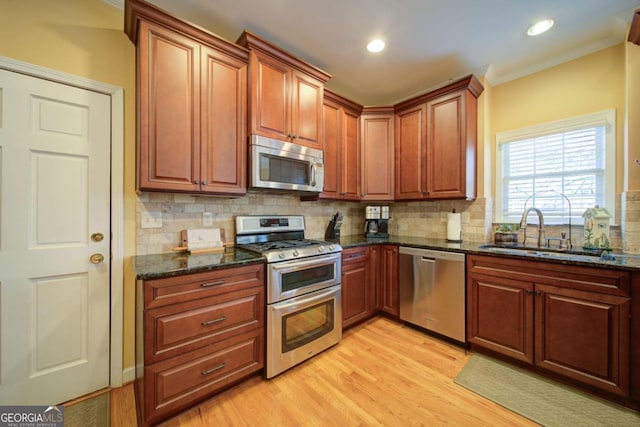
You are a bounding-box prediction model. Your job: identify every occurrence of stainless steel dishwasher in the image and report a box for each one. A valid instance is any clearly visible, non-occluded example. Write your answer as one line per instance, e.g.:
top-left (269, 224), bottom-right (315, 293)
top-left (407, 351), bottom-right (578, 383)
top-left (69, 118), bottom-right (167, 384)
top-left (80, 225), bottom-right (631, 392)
top-left (399, 247), bottom-right (466, 342)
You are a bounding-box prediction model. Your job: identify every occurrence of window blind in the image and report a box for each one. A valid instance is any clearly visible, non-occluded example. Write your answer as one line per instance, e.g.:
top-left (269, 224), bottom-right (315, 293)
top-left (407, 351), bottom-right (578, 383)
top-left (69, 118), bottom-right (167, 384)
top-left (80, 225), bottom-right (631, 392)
top-left (496, 110), bottom-right (615, 225)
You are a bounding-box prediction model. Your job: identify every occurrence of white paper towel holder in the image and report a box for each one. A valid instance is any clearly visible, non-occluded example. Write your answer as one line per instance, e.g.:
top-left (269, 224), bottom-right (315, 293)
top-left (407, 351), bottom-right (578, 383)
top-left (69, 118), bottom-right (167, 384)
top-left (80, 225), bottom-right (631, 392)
top-left (446, 209), bottom-right (463, 243)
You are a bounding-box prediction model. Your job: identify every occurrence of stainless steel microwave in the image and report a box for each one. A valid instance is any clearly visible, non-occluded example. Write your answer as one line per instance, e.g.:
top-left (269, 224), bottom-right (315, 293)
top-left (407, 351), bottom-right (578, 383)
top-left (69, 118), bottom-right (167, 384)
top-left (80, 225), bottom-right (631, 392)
top-left (250, 135), bottom-right (324, 193)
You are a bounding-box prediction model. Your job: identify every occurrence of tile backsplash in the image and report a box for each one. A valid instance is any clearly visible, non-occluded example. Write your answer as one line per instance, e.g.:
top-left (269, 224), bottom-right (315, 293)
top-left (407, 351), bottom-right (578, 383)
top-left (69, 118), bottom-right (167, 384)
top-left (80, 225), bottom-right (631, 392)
top-left (135, 191), bottom-right (631, 255)
top-left (135, 192), bottom-right (493, 255)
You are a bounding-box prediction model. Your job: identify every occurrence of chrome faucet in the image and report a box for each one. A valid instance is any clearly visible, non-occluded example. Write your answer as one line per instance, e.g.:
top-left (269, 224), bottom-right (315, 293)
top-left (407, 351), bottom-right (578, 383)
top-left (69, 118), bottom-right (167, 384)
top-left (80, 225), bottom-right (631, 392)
top-left (520, 207), bottom-right (545, 247)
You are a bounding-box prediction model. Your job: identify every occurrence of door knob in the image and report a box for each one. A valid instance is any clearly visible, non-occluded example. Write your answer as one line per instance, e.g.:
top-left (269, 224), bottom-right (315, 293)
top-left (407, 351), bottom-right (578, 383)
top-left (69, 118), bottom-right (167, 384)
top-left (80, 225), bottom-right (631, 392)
top-left (90, 253), bottom-right (105, 264)
top-left (91, 232), bottom-right (104, 242)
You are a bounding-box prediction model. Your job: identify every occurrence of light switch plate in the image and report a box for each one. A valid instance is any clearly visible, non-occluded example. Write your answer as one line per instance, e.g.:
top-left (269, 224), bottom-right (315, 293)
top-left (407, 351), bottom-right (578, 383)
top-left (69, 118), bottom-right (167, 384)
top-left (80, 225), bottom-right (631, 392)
top-left (203, 212), bottom-right (214, 227)
top-left (141, 211), bottom-right (162, 229)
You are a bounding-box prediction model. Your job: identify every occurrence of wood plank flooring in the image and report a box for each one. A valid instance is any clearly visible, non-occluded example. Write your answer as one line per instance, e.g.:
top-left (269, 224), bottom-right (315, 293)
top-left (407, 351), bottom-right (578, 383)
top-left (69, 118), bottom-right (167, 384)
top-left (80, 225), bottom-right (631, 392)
top-left (111, 317), bottom-right (537, 426)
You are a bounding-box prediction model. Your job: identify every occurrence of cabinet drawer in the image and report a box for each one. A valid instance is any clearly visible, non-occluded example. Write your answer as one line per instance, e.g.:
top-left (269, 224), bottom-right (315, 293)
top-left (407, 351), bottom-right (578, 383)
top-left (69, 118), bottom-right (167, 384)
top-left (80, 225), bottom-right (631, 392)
top-left (342, 246), bottom-right (369, 264)
top-left (467, 254), bottom-right (630, 297)
top-left (145, 286), bottom-right (264, 364)
top-left (144, 263), bottom-right (264, 309)
top-left (143, 329), bottom-right (263, 425)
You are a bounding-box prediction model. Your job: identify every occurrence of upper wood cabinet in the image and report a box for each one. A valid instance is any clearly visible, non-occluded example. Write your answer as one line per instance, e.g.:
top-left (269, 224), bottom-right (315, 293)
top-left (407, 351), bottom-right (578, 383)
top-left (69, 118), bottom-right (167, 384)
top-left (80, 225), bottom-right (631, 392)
top-left (321, 90), bottom-right (362, 200)
top-left (237, 31), bottom-right (331, 150)
top-left (394, 75), bottom-right (484, 201)
top-left (361, 107), bottom-right (395, 201)
top-left (125, 0), bottom-right (248, 195)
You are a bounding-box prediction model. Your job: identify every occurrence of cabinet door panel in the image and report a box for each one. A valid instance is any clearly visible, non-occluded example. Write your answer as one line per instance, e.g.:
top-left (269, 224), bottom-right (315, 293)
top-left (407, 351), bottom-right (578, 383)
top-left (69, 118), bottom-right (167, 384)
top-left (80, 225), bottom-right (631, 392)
top-left (535, 284), bottom-right (630, 396)
top-left (342, 109), bottom-right (360, 200)
top-left (201, 46), bottom-right (247, 195)
top-left (395, 105), bottom-right (426, 200)
top-left (361, 112), bottom-right (394, 200)
top-left (379, 246), bottom-right (399, 316)
top-left (251, 51), bottom-right (289, 140)
top-left (292, 71), bottom-right (323, 148)
top-left (138, 21), bottom-right (200, 191)
top-left (341, 261), bottom-right (370, 328)
top-left (467, 273), bottom-right (534, 363)
top-left (426, 92), bottom-right (464, 198)
top-left (321, 102), bottom-right (340, 198)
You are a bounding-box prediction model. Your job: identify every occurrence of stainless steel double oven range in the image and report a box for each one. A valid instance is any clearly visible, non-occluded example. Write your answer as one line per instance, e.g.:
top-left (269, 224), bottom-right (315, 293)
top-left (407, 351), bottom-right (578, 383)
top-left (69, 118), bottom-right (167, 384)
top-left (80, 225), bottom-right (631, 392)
top-left (235, 215), bottom-right (342, 378)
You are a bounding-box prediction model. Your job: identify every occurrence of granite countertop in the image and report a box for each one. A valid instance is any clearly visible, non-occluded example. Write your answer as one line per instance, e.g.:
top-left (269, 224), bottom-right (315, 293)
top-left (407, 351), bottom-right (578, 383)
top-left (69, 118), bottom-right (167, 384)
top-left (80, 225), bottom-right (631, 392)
top-left (133, 235), bottom-right (640, 280)
top-left (335, 234), bottom-right (640, 271)
top-left (132, 247), bottom-right (265, 280)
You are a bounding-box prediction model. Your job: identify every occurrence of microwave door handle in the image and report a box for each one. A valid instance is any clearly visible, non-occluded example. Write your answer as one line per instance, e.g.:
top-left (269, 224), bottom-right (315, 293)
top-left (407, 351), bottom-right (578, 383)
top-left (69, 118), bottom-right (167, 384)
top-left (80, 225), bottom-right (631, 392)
top-left (310, 163), bottom-right (316, 187)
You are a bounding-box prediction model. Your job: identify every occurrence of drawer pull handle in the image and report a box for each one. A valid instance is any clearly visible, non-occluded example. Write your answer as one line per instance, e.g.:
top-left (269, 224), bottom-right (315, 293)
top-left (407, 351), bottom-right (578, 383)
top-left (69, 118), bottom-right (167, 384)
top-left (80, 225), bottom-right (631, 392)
top-left (201, 316), bottom-right (226, 326)
top-left (201, 280), bottom-right (225, 288)
top-left (201, 362), bottom-right (226, 376)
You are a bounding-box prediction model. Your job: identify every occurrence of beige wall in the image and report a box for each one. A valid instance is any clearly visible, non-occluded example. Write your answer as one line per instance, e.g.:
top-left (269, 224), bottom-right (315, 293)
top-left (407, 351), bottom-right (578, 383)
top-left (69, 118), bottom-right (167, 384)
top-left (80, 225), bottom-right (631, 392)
top-left (626, 36), bottom-right (640, 192)
top-left (0, 0), bottom-right (138, 372)
top-left (489, 44), bottom-right (626, 194)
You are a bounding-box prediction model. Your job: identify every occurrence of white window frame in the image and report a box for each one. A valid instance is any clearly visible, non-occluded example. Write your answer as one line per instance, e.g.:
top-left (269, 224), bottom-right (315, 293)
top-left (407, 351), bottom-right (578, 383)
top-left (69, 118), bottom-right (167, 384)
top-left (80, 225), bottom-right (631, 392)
top-left (495, 109), bottom-right (616, 225)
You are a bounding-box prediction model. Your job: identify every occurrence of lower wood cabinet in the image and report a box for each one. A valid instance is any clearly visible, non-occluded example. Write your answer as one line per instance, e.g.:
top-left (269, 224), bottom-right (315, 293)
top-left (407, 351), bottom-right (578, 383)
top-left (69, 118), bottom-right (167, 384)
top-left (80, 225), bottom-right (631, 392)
top-left (379, 245), bottom-right (399, 316)
top-left (341, 245), bottom-right (400, 328)
top-left (341, 246), bottom-right (376, 328)
top-left (467, 254), bottom-right (631, 400)
top-left (136, 263), bottom-right (265, 426)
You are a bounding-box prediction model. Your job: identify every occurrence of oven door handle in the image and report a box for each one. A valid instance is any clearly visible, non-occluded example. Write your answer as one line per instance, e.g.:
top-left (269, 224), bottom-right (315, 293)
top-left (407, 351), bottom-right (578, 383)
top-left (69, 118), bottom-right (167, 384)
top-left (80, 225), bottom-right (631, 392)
top-left (272, 285), bottom-right (340, 311)
top-left (270, 253), bottom-right (340, 274)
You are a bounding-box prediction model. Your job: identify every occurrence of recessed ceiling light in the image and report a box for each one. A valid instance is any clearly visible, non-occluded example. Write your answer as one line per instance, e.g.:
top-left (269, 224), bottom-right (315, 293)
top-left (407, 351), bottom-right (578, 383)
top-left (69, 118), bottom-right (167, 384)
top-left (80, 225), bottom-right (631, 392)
top-left (527, 19), bottom-right (554, 36)
top-left (367, 39), bottom-right (385, 53)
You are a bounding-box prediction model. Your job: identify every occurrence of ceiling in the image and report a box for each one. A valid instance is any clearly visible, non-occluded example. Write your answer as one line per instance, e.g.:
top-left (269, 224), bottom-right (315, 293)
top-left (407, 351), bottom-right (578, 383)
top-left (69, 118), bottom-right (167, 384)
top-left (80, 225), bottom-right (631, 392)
top-left (117, 0), bottom-right (640, 105)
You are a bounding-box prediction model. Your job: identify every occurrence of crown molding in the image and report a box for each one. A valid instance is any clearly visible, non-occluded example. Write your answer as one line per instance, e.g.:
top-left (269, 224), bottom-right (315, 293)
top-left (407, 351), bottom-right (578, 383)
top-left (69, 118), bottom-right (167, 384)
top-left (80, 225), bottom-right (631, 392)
top-left (102, 0), bottom-right (124, 10)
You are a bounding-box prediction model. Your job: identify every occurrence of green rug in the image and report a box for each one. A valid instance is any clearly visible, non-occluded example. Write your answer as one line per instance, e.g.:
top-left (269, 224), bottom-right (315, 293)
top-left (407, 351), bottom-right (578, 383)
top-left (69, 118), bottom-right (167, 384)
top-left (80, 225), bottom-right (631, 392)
top-left (455, 354), bottom-right (640, 427)
top-left (63, 392), bottom-right (110, 427)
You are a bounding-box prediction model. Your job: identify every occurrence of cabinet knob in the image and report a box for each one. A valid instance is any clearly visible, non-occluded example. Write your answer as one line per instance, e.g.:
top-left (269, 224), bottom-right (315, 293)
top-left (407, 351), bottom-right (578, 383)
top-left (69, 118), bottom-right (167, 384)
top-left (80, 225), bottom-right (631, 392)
top-left (202, 181), bottom-right (208, 186)
top-left (195, 180), bottom-right (200, 185)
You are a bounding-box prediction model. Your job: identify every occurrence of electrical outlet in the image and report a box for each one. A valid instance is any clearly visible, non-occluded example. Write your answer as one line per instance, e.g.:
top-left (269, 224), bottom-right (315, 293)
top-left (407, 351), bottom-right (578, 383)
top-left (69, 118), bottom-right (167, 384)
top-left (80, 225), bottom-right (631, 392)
top-left (141, 211), bottom-right (163, 229)
top-left (203, 212), bottom-right (214, 227)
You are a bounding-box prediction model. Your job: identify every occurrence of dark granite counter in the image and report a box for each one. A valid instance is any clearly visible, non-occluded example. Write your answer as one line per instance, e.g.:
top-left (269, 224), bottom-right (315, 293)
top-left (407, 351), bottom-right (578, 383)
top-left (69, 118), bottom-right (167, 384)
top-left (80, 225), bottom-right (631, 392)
top-left (334, 234), bottom-right (640, 271)
top-left (132, 247), bottom-right (265, 280)
top-left (133, 235), bottom-right (640, 280)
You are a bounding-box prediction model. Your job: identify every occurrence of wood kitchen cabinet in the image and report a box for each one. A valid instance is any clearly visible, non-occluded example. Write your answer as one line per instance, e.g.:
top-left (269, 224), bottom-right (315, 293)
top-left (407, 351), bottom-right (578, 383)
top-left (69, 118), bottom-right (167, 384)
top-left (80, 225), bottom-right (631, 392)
top-left (394, 75), bottom-right (484, 200)
top-left (467, 254), bottom-right (631, 399)
top-left (341, 246), bottom-right (376, 328)
top-left (361, 107), bottom-right (395, 201)
top-left (379, 245), bottom-right (399, 316)
top-left (135, 263), bottom-right (265, 426)
top-left (126, 0), bottom-right (248, 195)
top-left (321, 90), bottom-right (362, 200)
top-left (238, 31), bottom-right (331, 150)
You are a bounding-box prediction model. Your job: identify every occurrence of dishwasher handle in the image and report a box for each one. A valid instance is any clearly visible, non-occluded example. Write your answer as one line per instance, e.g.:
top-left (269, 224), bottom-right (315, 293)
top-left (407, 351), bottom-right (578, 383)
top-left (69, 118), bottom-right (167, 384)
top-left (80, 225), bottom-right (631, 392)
top-left (420, 256), bottom-right (437, 263)
top-left (399, 246), bottom-right (465, 263)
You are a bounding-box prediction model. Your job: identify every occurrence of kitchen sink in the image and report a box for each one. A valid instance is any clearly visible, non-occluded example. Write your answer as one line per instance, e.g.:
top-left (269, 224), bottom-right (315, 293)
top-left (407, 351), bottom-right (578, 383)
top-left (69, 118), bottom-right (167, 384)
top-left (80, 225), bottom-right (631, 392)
top-left (477, 244), bottom-right (604, 262)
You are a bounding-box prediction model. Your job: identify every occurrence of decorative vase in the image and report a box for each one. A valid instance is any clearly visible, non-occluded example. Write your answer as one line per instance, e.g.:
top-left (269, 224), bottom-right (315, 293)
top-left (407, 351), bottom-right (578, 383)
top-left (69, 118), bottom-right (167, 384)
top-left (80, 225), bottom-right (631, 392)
top-left (494, 231), bottom-right (518, 244)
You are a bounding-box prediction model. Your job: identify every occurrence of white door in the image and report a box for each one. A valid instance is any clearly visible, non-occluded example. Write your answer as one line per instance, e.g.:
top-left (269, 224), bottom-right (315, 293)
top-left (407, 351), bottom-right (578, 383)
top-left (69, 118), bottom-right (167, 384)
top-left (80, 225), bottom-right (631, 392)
top-left (0, 69), bottom-right (111, 404)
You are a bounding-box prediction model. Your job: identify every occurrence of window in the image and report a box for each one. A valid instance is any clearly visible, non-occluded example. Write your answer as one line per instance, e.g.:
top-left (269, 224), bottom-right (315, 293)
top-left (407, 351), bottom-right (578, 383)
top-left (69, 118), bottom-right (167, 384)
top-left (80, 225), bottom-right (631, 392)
top-left (496, 110), bottom-right (615, 225)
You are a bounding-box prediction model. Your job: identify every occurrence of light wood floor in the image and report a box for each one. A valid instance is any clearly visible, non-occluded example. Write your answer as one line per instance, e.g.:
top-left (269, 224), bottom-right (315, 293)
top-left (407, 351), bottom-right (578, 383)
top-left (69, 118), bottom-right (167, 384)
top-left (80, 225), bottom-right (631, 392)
top-left (111, 317), bottom-right (537, 426)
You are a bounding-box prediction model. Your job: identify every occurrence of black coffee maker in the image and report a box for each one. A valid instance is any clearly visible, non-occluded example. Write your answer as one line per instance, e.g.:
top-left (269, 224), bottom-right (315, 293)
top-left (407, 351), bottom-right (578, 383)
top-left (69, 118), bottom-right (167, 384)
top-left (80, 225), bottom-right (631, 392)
top-left (364, 206), bottom-right (389, 238)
